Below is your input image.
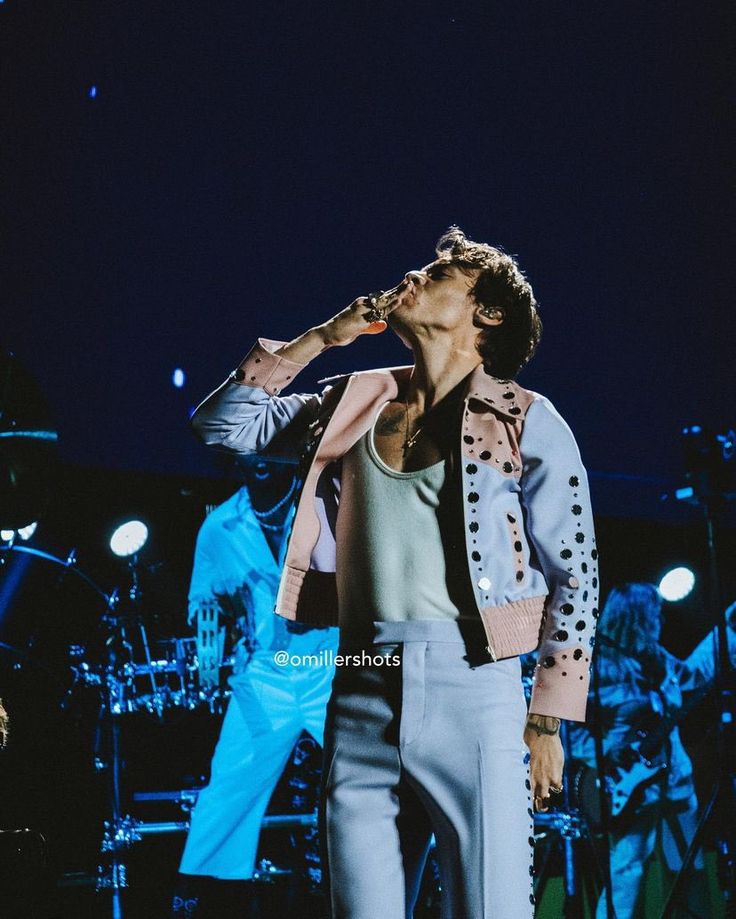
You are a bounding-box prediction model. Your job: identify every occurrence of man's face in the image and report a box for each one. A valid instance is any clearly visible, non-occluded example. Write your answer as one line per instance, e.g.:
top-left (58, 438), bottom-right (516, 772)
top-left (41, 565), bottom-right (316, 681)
top-left (240, 457), bottom-right (294, 497)
top-left (386, 258), bottom-right (480, 332)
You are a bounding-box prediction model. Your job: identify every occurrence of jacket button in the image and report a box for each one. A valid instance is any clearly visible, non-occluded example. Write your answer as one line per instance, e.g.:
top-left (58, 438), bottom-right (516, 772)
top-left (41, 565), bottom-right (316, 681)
top-left (478, 577), bottom-right (491, 590)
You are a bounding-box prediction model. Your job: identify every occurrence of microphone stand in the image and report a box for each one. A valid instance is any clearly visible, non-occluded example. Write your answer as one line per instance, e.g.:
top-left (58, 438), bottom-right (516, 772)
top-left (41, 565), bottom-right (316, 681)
top-left (660, 496), bottom-right (735, 917)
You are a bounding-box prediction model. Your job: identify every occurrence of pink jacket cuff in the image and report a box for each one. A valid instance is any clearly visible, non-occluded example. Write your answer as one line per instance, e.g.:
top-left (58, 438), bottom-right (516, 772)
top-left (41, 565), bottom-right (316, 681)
top-left (234, 338), bottom-right (308, 396)
top-left (528, 649), bottom-right (591, 722)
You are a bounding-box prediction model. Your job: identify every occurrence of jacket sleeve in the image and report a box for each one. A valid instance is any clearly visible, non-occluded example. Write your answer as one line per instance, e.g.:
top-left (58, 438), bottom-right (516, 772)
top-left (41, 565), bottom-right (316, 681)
top-left (189, 337), bottom-right (324, 462)
top-left (679, 620), bottom-right (736, 707)
top-left (519, 395), bottom-right (599, 722)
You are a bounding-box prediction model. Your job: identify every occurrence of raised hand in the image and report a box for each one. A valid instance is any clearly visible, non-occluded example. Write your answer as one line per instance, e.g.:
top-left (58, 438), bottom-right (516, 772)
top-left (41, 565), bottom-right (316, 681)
top-left (316, 282), bottom-right (415, 347)
top-left (272, 281), bottom-right (415, 365)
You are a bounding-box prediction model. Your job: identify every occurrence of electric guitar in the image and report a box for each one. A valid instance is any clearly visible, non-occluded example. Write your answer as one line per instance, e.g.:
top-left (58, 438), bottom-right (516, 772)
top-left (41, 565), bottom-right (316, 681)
top-left (604, 698), bottom-right (683, 817)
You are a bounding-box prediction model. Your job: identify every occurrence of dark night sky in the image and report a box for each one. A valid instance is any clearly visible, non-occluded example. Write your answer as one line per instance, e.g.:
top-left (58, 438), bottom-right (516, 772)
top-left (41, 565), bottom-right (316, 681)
top-left (2, 1), bottom-right (732, 519)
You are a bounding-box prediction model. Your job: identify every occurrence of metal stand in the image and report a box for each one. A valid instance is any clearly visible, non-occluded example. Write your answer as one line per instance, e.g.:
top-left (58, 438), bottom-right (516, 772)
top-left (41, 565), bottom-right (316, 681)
top-left (590, 643), bottom-right (617, 919)
top-left (661, 501), bottom-right (735, 918)
top-left (96, 630), bottom-right (129, 918)
top-left (94, 564), bottom-right (148, 918)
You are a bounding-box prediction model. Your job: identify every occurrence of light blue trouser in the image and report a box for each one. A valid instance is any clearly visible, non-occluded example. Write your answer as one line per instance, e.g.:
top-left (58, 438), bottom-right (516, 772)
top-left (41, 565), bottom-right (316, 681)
top-left (321, 619), bottom-right (535, 919)
top-left (595, 793), bottom-right (705, 919)
top-left (179, 649), bottom-right (336, 879)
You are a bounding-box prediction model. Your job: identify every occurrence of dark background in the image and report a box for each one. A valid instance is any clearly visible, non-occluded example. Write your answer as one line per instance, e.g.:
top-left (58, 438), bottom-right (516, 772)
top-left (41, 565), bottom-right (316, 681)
top-left (2, 0), bottom-right (732, 520)
top-left (0, 4), bottom-right (733, 913)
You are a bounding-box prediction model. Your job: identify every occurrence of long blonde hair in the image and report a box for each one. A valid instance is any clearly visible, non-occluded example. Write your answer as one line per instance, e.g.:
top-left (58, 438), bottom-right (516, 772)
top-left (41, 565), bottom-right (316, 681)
top-left (595, 583), bottom-right (663, 689)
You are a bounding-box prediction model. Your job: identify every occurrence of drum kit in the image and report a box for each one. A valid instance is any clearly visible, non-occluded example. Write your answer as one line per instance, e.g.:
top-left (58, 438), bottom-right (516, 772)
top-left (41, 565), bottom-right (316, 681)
top-left (0, 536), bottom-right (240, 914)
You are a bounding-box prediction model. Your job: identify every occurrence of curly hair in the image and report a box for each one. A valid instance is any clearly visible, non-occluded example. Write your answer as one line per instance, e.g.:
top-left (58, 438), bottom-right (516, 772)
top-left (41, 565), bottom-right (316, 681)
top-left (434, 225), bottom-right (542, 380)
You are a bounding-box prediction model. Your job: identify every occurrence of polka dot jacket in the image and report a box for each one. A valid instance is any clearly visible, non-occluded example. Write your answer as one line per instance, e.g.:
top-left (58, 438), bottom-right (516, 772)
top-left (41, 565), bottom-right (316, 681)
top-left (191, 338), bottom-right (599, 722)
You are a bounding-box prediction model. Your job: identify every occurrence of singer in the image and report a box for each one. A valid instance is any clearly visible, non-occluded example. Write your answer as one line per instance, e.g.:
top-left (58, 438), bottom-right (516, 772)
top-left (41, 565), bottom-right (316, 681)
top-left (190, 226), bottom-right (598, 918)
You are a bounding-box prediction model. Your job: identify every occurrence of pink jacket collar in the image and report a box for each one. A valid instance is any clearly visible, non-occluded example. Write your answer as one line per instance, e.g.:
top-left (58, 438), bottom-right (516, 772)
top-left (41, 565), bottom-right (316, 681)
top-left (317, 362), bottom-right (531, 421)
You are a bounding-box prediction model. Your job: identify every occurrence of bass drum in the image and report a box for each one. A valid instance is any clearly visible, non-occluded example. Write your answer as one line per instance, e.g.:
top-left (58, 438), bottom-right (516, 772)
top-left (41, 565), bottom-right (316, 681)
top-left (567, 758), bottom-right (602, 833)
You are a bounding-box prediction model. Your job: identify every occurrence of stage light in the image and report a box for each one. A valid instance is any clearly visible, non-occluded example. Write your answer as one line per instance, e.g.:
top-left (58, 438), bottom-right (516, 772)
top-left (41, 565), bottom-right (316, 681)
top-left (18, 521), bottom-right (38, 541)
top-left (172, 368), bottom-right (186, 388)
top-left (110, 520), bottom-right (149, 557)
top-left (88, 85), bottom-right (97, 98)
top-left (658, 567), bottom-right (695, 602)
top-left (0, 530), bottom-right (14, 542)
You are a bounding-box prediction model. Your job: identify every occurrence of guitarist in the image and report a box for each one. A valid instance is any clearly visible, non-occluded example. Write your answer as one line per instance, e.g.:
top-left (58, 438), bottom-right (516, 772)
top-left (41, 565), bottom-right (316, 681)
top-left (569, 583), bottom-right (709, 919)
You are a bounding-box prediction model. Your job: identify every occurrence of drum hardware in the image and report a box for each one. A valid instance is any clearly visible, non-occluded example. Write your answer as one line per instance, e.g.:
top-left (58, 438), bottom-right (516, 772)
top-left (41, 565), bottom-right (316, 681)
top-left (73, 615), bottom-right (234, 914)
top-left (252, 858), bottom-right (294, 882)
top-left (132, 788), bottom-right (203, 810)
top-left (0, 543), bottom-right (112, 603)
top-left (530, 722), bottom-right (606, 912)
top-left (94, 550), bottom-right (164, 919)
top-left (70, 637), bottom-right (235, 717)
top-left (131, 787), bottom-right (321, 830)
top-left (533, 810), bottom-right (584, 840)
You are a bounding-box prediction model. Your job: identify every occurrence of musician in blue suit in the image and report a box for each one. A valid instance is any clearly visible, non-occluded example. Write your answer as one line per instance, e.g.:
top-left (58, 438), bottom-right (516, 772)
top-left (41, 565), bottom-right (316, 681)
top-left (171, 455), bottom-right (339, 916)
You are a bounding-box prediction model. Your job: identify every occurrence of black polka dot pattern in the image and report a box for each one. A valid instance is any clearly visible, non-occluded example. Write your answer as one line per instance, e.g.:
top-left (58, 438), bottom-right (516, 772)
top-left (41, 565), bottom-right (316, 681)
top-left (506, 513), bottom-right (525, 585)
top-left (529, 457), bottom-right (598, 714)
top-left (456, 376), bottom-right (597, 722)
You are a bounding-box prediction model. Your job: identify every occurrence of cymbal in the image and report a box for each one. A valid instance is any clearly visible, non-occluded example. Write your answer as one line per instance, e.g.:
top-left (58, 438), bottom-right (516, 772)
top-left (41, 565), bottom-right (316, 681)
top-left (0, 351), bottom-right (59, 529)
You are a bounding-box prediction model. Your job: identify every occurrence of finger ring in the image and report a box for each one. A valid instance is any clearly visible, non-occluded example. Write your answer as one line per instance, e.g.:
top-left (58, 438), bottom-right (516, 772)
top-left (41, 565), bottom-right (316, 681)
top-left (364, 290), bottom-right (386, 323)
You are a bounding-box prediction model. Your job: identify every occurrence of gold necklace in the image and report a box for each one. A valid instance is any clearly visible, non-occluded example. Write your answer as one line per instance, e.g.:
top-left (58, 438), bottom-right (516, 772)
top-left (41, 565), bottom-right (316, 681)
top-left (403, 379), bottom-right (424, 454)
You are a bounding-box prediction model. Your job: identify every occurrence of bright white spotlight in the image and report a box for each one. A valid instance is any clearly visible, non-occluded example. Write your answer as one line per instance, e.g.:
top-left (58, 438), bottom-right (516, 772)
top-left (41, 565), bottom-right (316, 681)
top-left (172, 368), bottom-right (186, 388)
top-left (0, 529), bottom-right (14, 542)
top-left (659, 567), bottom-right (695, 602)
top-left (18, 521), bottom-right (38, 541)
top-left (110, 520), bottom-right (149, 557)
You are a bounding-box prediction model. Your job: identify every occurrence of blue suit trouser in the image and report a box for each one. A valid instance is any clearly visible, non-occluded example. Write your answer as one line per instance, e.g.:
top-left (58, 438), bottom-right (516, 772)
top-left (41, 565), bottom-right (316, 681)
top-left (320, 618), bottom-right (535, 919)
